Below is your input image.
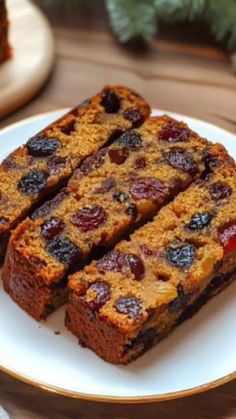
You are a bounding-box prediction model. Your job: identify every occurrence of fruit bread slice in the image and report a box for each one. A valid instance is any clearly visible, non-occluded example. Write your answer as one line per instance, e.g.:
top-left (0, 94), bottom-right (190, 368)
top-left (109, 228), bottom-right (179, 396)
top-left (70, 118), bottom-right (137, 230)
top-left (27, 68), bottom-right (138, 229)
top-left (66, 158), bottom-right (236, 364)
top-left (0, 85), bottom-right (150, 260)
top-left (2, 116), bottom-right (230, 320)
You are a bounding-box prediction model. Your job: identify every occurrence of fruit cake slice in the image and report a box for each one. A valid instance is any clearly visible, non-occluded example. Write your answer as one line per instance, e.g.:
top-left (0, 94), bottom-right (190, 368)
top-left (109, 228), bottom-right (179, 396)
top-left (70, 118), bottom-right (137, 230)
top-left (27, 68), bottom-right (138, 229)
top-left (0, 0), bottom-right (11, 64)
top-left (66, 158), bottom-right (236, 364)
top-left (0, 85), bottom-right (150, 260)
top-left (2, 116), bottom-right (217, 320)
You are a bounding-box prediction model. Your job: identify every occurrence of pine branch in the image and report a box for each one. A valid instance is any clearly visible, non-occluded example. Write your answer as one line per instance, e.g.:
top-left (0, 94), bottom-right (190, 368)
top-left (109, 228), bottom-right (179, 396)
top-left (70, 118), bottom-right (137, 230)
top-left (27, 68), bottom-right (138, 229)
top-left (205, 0), bottom-right (236, 52)
top-left (155, 0), bottom-right (206, 23)
top-left (106, 0), bottom-right (157, 43)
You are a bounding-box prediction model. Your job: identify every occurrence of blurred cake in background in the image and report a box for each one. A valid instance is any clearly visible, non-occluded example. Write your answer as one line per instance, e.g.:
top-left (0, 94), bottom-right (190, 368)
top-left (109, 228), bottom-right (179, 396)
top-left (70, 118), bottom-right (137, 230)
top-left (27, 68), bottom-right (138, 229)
top-left (0, 0), bottom-right (11, 64)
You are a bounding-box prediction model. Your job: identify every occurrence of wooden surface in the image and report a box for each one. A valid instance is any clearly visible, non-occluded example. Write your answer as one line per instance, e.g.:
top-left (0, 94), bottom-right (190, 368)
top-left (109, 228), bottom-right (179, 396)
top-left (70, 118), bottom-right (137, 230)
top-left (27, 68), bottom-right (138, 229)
top-left (0, 3), bottom-right (236, 418)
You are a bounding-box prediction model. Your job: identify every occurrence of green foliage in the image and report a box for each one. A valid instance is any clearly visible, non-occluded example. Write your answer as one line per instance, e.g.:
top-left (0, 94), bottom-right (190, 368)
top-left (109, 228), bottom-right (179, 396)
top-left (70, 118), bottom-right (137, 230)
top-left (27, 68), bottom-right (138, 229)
top-left (106, 0), bottom-right (157, 43)
top-left (155, 0), bottom-right (206, 22)
top-left (205, 0), bottom-right (236, 52)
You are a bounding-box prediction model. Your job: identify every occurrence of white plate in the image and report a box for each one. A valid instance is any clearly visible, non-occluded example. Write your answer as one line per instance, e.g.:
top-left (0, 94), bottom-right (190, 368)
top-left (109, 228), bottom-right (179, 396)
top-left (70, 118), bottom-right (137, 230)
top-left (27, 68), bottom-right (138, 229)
top-left (0, 0), bottom-right (54, 117)
top-left (0, 109), bottom-right (236, 403)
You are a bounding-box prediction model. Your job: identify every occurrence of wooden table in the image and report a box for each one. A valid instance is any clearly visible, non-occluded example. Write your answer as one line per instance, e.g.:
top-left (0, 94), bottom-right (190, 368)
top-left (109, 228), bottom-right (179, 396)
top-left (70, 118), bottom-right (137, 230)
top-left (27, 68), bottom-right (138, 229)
top-left (0, 4), bottom-right (236, 418)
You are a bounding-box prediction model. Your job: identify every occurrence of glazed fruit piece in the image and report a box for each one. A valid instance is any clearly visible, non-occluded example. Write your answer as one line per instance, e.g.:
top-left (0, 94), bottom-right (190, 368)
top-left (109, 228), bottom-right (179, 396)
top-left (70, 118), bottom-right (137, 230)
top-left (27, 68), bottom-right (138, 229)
top-left (0, 0), bottom-right (11, 64)
top-left (2, 115), bottom-right (220, 320)
top-left (0, 85), bottom-right (150, 260)
top-left (66, 160), bottom-right (236, 364)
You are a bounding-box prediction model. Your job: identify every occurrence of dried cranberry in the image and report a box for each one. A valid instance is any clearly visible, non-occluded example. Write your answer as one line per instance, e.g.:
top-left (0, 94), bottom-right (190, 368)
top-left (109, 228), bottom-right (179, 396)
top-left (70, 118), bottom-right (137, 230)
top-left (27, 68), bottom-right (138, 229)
top-left (88, 280), bottom-right (111, 310)
top-left (209, 182), bottom-right (232, 201)
top-left (159, 123), bottom-right (189, 142)
top-left (0, 216), bottom-right (8, 225)
top-left (60, 120), bottom-right (75, 135)
top-left (113, 192), bottom-right (129, 203)
top-left (218, 220), bottom-right (236, 255)
top-left (47, 156), bottom-right (67, 175)
top-left (108, 147), bottom-right (128, 165)
top-left (125, 203), bottom-right (138, 218)
top-left (186, 212), bottom-right (213, 231)
top-left (116, 131), bottom-right (143, 150)
top-left (127, 254), bottom-right (145, 281)
top-left (41, 217), bottom-right (65, 240)
top-left (130, 177), bottom-right (167, 202)
top-left (79, 149), bottom-right (106, 174)
top-left (97, 250), bottom-right (127, 273)
top-left (31, 189), bottom-right (68, 220)
top-left (72, 205), bottom-right (107, 232)
top-left (27, 136), bottom-right (61, 157)
top-left (18, 170), bottom-right (47, 196)
top-left (166, 243), bottom-right (196, 269)
top-left (95, 178), bottom-right (116, 193)
top-left (101, 89), bottom-right (120, 113)
top-left (134, 157), bottom-right (146, 170)
top-left (163, 147), bottom-right (197, 175)
top-left (47, 236), bottom-right (80, 265)
top-left (123, 108), bottom-right (144, 128)
top-left (140, 245), bottom-right (153, 256)
top-left (115, 295), bottom-right (142, 319)
top-left (169, 285), bottom-right (189, 312)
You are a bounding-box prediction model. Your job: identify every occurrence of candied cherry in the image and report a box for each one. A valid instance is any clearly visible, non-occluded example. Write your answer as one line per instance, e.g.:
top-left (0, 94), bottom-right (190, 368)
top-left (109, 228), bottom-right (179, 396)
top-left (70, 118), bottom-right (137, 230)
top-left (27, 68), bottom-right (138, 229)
top-left (72, 205), bottom-right (107, 232)
top-left (159, 122), bottom-right (189, 142)
top-left (41, 217), bottom-right (65, 240)
top-left (130, 177), bottom-right (167, 201)
top-left (108, 147), bottom-right (128, 165)
top-left (218, 220), bottom-right (236, 255)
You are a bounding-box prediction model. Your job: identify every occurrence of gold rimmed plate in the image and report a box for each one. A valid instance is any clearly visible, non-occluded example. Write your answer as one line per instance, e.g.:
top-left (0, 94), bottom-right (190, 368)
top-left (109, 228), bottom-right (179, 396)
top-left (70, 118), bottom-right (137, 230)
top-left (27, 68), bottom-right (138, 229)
top-left (0, 109), bottom-right (236, 402)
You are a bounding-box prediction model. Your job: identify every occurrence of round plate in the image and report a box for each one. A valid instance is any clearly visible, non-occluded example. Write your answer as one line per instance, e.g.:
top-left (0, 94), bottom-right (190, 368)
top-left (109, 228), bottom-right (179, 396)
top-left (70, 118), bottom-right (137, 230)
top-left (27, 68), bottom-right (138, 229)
top-left (0, 0), bottom-right (54, 117)
top-left (0, 109), bottom-right (236, 403)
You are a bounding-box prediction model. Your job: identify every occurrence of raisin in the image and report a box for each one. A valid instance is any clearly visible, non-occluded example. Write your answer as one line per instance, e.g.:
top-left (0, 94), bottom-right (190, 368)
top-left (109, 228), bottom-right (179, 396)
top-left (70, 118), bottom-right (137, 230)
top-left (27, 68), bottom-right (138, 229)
top-left (166, 243), bottom-right (196, 269)
top-left (101, 89), bottom-right (120, 113)
top-left (125, 203), bottom-right (138, 218)
top-left (209, 182), bottom-right (232, 201)
top-left (159, 122), bottom-right (189, 142)
top-left (140, 245), bottom-right (153, 256)
top-left (95, 178), bottom-right (116, 193)
top-left (27, 136), bottom-right (61, 157)
top-left (41, 217), bottom-right (65, 240)
top-left (218, 220), bottom-right (236, 255)
top-left (130, 177), bottom-right (167, 201)
top-left (163, 147), bottom-right (197, 175)
top-left (134, 156), bottom-right (146, 169)
top-left (31, 189), bottom-right (68, 220)
top-left (123, 108), bottom-right (144, 128)
top-left (60, 120), bottom-right (75, 135)
top-left (115, 295), bottom-right (142, 319)
top-left (116, 131), bottom-right (143, 150)
top-left (79, 149), bottom-right (106, 174)
top-left (169, 285), bottom-right (189, 312)
top-left (129, 328), bottom-right (157, 351)
top-left (47, 156), bottom-right (67, 175)
top-left (88, 280), bottom-right (111, 310)
top-left (97, 250), bottom-right (127, 273)
top-left (186, 212), bottom-right (213, 231)
top-left (127, 254), bottom-right (145, 281)
top-left (47, 236), bottom-right (80, 265)
top-left (108, 147), bottom-right (128, 165)
top-left (202, 147), bottom-right (221, 172)
top-left (72, 205), bottom-right (107, 232)
top-left (18, 170), bottom-right (47, 196)
top-left (0, 216), bottom-right (8, 225)
top-left (113, 192), bottom-right (129, 203)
